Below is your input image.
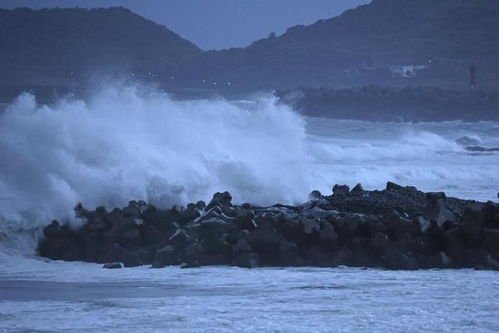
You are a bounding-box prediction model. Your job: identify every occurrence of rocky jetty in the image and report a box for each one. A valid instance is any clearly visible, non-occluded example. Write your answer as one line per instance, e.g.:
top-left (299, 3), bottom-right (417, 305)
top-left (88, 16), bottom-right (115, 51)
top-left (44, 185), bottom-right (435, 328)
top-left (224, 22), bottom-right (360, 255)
top-left (38, 183), bottom-right (499, 270)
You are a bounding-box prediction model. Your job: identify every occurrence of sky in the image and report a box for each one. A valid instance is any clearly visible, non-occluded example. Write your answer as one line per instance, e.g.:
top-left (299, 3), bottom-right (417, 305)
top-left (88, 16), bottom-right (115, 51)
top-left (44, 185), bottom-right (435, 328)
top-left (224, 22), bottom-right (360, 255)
top-left (0, 0), bottom-right (370, 50)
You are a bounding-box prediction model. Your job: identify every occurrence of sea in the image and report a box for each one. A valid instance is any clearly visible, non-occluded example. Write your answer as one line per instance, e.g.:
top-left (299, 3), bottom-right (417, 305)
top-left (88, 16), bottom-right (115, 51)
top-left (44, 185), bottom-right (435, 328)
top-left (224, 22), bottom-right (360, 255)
top-left (0, 84), bottom-right (498, 332)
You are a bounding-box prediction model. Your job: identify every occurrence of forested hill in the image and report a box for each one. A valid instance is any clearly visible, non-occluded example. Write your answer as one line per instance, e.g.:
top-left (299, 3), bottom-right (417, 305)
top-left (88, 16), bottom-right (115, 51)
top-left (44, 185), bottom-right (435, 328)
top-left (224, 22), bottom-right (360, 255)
top-left (0, 7), bottom-right (201, 85)
top-left (1, 1), bottom-right (499, 92)
top-left (179, 0), bottom-right (499, 91)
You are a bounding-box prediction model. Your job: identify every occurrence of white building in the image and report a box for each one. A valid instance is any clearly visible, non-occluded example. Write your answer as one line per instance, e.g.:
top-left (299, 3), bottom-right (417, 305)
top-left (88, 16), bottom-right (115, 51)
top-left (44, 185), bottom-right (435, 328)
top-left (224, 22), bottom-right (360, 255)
top-left (389, 65), bottom-right (427, 78)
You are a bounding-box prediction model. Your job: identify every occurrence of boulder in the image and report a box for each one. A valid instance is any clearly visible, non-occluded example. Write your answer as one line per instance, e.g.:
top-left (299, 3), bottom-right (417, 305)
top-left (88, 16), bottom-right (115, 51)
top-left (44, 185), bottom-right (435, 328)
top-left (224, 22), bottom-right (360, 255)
top-left (249, 215), bottom-right (282, 262)
top-left (386, 182), bottom-right (404, 191)
top-left (104, 244), bottom-right (142, 267)
top-left (199, 218), bottom-right (232, 256)
top-left (168, 228), bottom-right (192, 249)
top-left (277, 239), bottom-right (299, 266)
top-left (319, 221), bottom-right (338, 243)
top-left (483, 228), bottom-right (499, 259)
top-left (233, 253), bottom-right (260, 268)
top-left (423, 192), bottom-right (456, 227)
top-left (103, 262), bottom-right (122, 269)
top-left (43, 220), bottom-right (64, 239)
top-left (234, 208), bottom-right (257, 230)
top-left (206, 191), bottom-right (233, 211)
top-left (309, 190), bottom-right (323, 201)
top-left (152, 245), bottom-right (178, 268)
top-left (462, 204), bottom-right (484, 247)
top-left (333, 184), bottom-right (350, 196)
top-left (351, 183), bottom-right (364, 193)
top-left (119, 228), bottom-right (142, 249)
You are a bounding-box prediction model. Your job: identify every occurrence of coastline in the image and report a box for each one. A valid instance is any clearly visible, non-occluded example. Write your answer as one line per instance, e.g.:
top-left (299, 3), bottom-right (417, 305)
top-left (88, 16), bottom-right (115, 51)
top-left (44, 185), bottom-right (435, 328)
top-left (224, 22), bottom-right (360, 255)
top-left (39, 182), bottom-right (499, 271)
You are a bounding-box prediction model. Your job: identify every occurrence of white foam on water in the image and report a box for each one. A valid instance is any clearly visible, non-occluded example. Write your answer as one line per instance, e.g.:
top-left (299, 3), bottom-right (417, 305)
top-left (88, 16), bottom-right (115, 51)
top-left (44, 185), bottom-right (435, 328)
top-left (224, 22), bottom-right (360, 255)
top-left (0, 83), bottom-right (498, 256)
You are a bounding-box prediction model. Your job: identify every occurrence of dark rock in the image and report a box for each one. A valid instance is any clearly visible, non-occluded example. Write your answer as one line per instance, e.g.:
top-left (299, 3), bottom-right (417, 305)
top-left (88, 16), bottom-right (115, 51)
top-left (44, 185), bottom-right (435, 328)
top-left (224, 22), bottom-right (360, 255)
top-left (333, 184), bottom-right (350, 196)
top-left (199, 218), bottom-right (232, 256)
top-left (119, 228), bottom-right (142, 249)
top-left (351, 183), bottom-right (364, 193)
top-left (180, 261), bottom-right (201, 269)
top-left (277, 239), bottom-right (299, 266)
top-left (309, 190), bottom-right (323, 201)
top-left (206, 191), bottom-right (233, 211)
top-left (249, 215), bottom-right (282, 263)
top-left (423, 192), bottom-right (456, 227)
top-left (168, 228), bottom-right (192, 249)
top-left (182, 203), bottom-right (202, 223)
top-left (103, 262), bottom-right (122, 269)
top-left (104, 244), bottom-right (142, 267)
top-left (152, 245), bottom-right (177, 268)
top-left (234, 208), bottom-right (257, 230)
top-left (462, 204), bottom-right (484, 247)
top-left (233, 253), bottom-right (259, 268)
top-left (386, 182), bottom-right (404, 191)
top-left (483, 228), bottom-right (499, 259)
top-left (43, 220), bottom-right (63, 239)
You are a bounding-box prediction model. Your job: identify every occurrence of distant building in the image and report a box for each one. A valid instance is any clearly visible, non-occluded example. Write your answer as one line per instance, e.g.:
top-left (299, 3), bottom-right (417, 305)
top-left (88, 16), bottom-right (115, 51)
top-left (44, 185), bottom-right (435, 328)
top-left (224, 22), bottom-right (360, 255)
top-left (389, 65), bottom-right (426, 78)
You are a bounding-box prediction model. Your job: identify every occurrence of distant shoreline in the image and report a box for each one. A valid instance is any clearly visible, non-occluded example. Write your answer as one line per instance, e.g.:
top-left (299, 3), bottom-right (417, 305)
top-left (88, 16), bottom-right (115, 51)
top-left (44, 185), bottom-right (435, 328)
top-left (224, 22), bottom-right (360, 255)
top-left (276, 86), bottom-right (499, 122)
top-left (2, 83), bottom-right (499, 123)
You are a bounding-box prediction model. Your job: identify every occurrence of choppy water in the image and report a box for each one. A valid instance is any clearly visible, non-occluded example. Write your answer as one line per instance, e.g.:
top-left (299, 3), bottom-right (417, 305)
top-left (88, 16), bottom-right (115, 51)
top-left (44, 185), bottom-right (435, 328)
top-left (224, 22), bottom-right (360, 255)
top-left (0, 85), bottom-right (499, 332)
top-left (1, 259), bottom-right (499, 332)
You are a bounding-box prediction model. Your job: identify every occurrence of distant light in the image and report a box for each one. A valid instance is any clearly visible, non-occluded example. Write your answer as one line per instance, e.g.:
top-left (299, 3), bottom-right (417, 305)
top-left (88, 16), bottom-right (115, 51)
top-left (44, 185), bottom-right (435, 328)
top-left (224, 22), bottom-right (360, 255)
top-left (202, 79), bottom-right (206, 83)
top-left (171, 76), bottom-right (175, 80)
top-left (227, 82), bottom-right (231, 86)
top-left (213, 82), bottom-right (217, 85)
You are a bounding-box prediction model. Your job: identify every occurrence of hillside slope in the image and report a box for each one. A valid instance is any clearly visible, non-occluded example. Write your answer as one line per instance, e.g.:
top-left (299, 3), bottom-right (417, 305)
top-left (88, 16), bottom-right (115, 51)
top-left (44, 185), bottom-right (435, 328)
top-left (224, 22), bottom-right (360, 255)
top-left (0, 7), bottom-right (201, 84)
top-left (180, 0), bottom-right (499, 90)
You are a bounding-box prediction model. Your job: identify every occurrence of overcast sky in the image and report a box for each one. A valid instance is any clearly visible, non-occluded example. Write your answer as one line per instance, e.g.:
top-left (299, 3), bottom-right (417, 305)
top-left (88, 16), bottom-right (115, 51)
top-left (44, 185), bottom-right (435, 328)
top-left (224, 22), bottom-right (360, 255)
top-left (0, 0), bottom-right (370, 50)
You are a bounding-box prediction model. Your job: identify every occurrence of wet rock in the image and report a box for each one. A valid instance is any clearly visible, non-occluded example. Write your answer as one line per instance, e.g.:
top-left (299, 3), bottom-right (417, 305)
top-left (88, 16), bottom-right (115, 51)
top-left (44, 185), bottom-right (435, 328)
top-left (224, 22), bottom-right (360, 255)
top-left (103, 262), bottom-right (122, 269)
top-left (152, 245), bottom-right (177, 268)
top-left (104, 244), bottom-right (142, 267)
top-left (277, 239), bottom-right (299, 266)
top-left (483, 228), bottom-right (499, 259)
top-left (439, 252), bottom-right (453, 267)
top-left (206, 191), bottom-right (233, 211)
top-left (168, 228), bottom-right (192, 249)
top-left (417, 217), bottom-right (432, 233)
top-left (423, 192), bottom-right (456, 227)
top-left (249, 215), bottom-right (282, 262)
top-left (301, 217), bottom-right (320, 235)
top-left (233, 253), bottom-right (260, 268)
top-left (234, 207), bottom-right (257, 230)
top-left (333, 184), bottom-right (350, 196)
top-left (43, 220), bottom-right (64, 239)
top-left (309, 190), bottom-right (323, 201)
top-left (342, 213), bottom-right (364, 235)
top-left (180, 261), bottom-right (201, 269)
top-left (38, 185), bottom-right (499, 271)
top-left (351, 183), bottom-right (364, 193)
top-left (119, 228), bottom-right (142, 249)
top-left (319, 221), bottom-right (338, 243)
top-left (123, 201), bottom-right (141, 218)
top-left (199, 218), bottom-right (232, 256)
top-left (462, 204), bottom-right (483, 247)
top-left (182, 203), bottom-right (202, 223)
top-left (386, 182), bottom-right (404, 191)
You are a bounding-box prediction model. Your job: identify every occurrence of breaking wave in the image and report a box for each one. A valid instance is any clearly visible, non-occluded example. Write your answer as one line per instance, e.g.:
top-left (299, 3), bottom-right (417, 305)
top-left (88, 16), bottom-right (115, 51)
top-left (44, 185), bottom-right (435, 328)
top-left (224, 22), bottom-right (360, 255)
top-left (0, 84), bottom-right (310, 234)
top-left (0, 83), bottom-right (498, 255)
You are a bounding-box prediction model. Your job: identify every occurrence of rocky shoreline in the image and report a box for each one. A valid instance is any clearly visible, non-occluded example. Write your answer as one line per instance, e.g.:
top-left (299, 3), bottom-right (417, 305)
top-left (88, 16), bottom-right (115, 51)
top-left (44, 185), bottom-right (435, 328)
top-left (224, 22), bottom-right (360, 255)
top-left (39, 183), bottom-right (499, 271)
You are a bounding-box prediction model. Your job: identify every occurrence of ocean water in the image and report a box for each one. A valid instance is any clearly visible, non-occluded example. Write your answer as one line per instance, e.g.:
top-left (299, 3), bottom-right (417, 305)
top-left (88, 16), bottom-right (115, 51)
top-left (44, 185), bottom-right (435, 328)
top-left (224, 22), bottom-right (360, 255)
top-left (0, 84), bottom-right (499, 332)
top-left (1, 260), bottom-right (499, 332)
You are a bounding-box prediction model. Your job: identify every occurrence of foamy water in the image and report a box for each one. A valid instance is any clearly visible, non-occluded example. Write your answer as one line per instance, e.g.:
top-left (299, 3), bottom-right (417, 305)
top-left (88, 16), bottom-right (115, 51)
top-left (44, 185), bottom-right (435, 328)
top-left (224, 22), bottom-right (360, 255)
top-left (0, 85), bottom-right (499, 332)
top-left (1, 259), bottom-right (499, 332)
